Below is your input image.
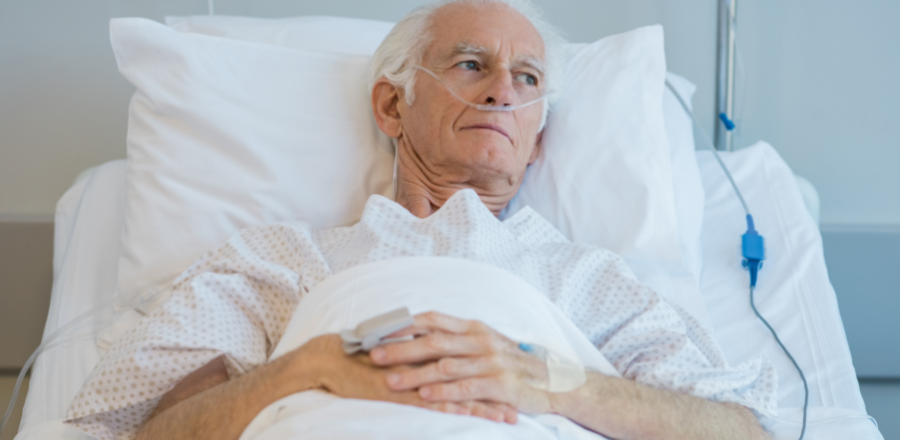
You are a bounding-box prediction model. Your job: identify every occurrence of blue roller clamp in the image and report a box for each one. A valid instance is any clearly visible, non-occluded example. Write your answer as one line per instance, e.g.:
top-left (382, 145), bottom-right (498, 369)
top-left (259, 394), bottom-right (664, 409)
top-left (741, 214), bottom-right (765, 287)
top-left (719, 112), bottom-right (736, 131)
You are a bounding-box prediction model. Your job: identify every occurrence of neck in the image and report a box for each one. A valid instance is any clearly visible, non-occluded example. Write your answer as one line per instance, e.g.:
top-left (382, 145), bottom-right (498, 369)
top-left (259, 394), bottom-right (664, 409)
top-left (393, 137), bottom-right (522, 219)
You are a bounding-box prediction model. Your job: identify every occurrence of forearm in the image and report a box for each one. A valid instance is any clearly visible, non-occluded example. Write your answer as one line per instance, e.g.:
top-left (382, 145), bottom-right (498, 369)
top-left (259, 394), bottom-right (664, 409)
top-left (551, 371), bottom-right (770, 440)
top-left (136, 350), bottom-right (317, 440)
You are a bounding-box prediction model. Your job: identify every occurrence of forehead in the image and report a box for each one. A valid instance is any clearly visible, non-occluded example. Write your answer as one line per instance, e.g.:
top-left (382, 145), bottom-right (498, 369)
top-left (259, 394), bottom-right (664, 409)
top-left (422, 2), bottom-right (545, 64)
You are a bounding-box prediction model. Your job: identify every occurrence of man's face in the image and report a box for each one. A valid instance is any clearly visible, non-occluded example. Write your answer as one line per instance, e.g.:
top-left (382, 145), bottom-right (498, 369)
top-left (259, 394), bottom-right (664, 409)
top-left (398, 2), bottom-right (546, 187)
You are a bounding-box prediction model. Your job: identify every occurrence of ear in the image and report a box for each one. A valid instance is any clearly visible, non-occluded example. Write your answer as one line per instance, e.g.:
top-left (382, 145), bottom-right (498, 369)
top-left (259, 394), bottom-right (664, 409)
top-left (371, 78), bottom-right (404, 138)
top-left (528, 130), bottom-right (543, 165)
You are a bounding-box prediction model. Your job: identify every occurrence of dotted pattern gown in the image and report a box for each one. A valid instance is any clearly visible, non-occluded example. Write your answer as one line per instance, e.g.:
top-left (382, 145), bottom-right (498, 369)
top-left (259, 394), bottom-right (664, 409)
top-left (64, 189), bottom-right (777, 439)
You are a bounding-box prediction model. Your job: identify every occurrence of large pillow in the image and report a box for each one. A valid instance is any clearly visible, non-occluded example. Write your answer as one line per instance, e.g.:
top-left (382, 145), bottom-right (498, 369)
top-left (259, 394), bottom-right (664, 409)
top-left (663, 72), bottom-right (705, 285)
top-left (111, 18), bottom-right (394, 295)
top-left (166, 15), bottom-right (395, 56)
top-left (165, 16), bottom-right (709, 324)
top-left (506, 26), bottom-right (708, 325)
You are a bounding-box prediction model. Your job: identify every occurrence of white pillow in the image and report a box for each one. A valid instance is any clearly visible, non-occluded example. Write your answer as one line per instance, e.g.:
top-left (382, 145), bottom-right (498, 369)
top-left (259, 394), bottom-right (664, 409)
top-left (165, 16), bottom-right (709, 321)
top-left (165, 15), bottom-right (395, 56)
top-left (506, 26), bottom-right (709, 325)
top-left (662, 72), bottom-right (705, 285)
top-left (111, 18), bottom-right (394, 294)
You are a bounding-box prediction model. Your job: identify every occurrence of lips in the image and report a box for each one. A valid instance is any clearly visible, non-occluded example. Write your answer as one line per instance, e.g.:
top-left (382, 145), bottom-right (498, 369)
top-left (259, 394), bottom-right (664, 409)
top-left (461, 124), bottom-right (511, 141)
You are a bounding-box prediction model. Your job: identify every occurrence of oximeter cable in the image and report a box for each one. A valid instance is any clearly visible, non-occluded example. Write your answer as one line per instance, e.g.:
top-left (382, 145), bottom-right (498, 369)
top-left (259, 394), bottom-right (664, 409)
top-left (665, 80), bottom-right (809, 440)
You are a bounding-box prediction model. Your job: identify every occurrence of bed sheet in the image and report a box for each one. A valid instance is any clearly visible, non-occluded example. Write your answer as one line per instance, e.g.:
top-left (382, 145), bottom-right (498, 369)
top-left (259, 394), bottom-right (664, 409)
top-left (14, 160), bottom-right (125, 439)
top-left (696, 142), bottom-right (882, 439)
top-left (15, 145), bottom-right (883, 439)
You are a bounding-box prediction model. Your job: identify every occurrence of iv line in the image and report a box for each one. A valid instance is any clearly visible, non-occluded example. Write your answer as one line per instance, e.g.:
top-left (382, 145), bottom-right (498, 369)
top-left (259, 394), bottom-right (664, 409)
top-left (665, 79), bottom-right (809, 440)
top-left (665, 79), bottom-right (749, 216)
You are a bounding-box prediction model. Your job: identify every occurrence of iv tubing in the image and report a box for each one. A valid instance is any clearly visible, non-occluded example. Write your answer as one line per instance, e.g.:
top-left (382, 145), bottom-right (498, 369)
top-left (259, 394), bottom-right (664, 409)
top-left (665, 79), bottom-right (750, 216)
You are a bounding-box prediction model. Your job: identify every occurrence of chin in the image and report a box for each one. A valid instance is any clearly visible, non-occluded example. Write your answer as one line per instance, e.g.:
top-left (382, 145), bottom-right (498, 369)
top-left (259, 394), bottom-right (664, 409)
top-left (455, 139), bottom-right (519, 174)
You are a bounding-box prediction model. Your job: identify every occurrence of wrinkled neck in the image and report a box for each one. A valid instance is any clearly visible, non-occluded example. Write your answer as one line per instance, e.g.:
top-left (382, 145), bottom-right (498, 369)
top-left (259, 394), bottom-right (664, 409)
top-left (393, 136), bottom-right (520, 219)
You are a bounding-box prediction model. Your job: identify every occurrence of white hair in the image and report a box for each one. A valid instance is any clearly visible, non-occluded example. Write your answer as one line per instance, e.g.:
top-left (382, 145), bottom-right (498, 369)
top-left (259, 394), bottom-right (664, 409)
top-left (370, 0), bottom-right (567, 129)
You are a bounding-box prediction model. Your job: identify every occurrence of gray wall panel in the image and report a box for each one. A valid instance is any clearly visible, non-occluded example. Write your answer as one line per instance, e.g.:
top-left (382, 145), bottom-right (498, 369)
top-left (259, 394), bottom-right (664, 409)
top-left (822, 226), bottom-right (900, 378)
top-left (0, 222), bottom-right (53, 370)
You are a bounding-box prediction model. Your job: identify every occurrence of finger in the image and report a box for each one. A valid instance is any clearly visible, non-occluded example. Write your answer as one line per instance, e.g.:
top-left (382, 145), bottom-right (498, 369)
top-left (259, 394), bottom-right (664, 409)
top-left (425, 401), bottom-right (468, 416)
top-left (371, 331), bottom-right (492, 366)
top-left (380, 313), bottom-right (475, 340)
top-left (441, 401), bottom-right (508, 424)
top-left (483, 401), bottom-right (518, 424)
top-left (419, 377), bottom-right (508, 404)
top-left (469, 401), bottom-right (505, 422)
top-left (383, 325), bottom-right (430, 339)
top-left (424, 400), bottom-right (518, 424)
top-left (386, 356), bottom-right (499, 390)
top-left (412, 311), bottom-right (480, 334)
top-left (501, 404), bottom-right (518, 424)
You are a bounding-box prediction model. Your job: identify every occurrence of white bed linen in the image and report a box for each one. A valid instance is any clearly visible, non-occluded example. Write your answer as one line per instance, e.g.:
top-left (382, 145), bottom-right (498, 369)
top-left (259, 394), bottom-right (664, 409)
top-left (16, 144), bottom-right (883, 439)
top-left (16, 161), bottom-right (126, 439)
top-left (696, 142), bottom-right (882, 439)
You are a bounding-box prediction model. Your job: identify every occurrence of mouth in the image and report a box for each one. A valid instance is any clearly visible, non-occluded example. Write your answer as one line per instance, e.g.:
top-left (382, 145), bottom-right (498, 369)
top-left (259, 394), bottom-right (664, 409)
top-left (461, 124), bottom-right (511, 142)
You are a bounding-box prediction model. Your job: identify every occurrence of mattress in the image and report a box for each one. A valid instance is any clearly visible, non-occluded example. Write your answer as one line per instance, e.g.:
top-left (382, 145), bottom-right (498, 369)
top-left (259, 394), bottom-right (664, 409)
top-left (13, 146), bottom-right (883, 439)
top-left (15, 160), bottom-right (126, 440)
top-left (696, 142), bottom-right (882, 439)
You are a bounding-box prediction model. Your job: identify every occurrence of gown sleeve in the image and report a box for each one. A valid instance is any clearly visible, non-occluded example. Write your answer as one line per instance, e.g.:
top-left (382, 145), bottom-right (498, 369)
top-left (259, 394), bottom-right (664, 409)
top-left (64, 222), bottom-right (331, 440)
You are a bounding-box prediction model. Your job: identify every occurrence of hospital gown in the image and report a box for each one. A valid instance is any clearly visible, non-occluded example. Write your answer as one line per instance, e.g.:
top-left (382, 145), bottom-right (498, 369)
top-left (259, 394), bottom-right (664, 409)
top-left (64, 189), bottom-right (777, 439)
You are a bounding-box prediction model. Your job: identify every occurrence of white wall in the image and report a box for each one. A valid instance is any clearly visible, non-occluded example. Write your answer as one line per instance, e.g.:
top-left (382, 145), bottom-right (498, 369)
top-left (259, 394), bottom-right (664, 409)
top-left (0, 0), bottom-right (897, 226)
top-left (733, 1), bottom-right (900, 225)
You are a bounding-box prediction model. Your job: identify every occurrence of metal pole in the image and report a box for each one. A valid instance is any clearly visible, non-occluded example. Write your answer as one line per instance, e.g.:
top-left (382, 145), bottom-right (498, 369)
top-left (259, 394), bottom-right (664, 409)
top-left (715, 0), bottom-right (737, 151)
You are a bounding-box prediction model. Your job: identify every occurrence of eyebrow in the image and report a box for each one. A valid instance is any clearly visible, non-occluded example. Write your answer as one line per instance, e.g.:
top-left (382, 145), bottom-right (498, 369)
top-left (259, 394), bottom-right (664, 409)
top-left (445, 42), bottom-right (489, 59)
top-left (444, 41), bottom-right (546, 76)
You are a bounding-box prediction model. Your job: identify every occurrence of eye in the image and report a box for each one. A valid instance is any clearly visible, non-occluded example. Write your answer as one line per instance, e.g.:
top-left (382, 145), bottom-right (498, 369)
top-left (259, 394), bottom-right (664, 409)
top-left (456, 60), bottom-right (479, 71)
top-left (514, 72), bottom-right (538, 86)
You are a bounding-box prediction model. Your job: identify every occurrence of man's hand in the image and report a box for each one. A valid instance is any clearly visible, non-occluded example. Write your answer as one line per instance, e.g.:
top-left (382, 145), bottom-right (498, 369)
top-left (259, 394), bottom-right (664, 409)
top-left (300, 333), bottom-right (518, 423)
top-left (368, 312), bottom-right (553, 418)
top-left (368, 312), bottom-right (770, 440)
top-left (139, 331), bottom-right (516, 440)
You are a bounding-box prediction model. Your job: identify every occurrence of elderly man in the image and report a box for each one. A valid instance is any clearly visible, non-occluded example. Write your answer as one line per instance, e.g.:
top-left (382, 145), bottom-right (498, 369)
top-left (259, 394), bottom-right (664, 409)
top-left (64, 1), bottom-right (774, 439)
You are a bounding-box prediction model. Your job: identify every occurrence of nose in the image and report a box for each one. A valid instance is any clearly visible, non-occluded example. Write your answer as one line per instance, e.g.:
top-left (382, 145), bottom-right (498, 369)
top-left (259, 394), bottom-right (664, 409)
top-left (478, 70), bottom-right (517, 107)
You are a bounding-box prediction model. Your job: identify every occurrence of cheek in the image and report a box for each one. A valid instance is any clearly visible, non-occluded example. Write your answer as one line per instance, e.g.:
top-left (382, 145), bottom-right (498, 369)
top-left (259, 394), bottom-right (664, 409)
top-left (515, 108), bottom-right (544, 148)
top-left (406, 98), bottom-right (464, 162)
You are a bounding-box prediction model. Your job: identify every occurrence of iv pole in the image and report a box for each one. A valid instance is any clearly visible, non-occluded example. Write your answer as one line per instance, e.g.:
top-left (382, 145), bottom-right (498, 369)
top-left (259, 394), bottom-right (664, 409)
top-left (715, 0), bottom-right (737, 151)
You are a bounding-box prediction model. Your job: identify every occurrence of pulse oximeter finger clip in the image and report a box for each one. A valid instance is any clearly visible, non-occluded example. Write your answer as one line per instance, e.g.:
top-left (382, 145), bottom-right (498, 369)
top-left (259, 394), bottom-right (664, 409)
top-left (341, 307), bottom-right (415, 354)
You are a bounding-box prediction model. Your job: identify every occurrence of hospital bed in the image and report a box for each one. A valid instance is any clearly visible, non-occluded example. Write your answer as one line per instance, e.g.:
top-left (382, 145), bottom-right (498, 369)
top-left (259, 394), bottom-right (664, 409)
top-left (10, 13), bottom-right (885, 440)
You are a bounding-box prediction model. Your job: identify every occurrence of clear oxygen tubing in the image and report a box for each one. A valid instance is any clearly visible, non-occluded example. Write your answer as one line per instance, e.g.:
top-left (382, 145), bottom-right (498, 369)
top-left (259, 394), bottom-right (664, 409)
top-left (392, 66), bottom-right (547, 199)
top-left (411, 65), bottom-right (547, 112)
top-left (0, 268), bottom-right (185, 436)
top-left (665, 79), bottom-right (809, 440)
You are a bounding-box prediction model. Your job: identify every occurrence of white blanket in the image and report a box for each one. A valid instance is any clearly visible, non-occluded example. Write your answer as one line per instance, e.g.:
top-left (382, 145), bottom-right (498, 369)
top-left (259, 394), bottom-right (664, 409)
top-left (242, 256), bottom-right (618, 440)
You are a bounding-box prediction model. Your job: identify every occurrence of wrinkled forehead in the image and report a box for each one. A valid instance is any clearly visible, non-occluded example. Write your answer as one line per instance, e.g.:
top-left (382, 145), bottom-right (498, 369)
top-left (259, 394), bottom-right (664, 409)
top-left (421, 2), bottom-right (546, 67)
